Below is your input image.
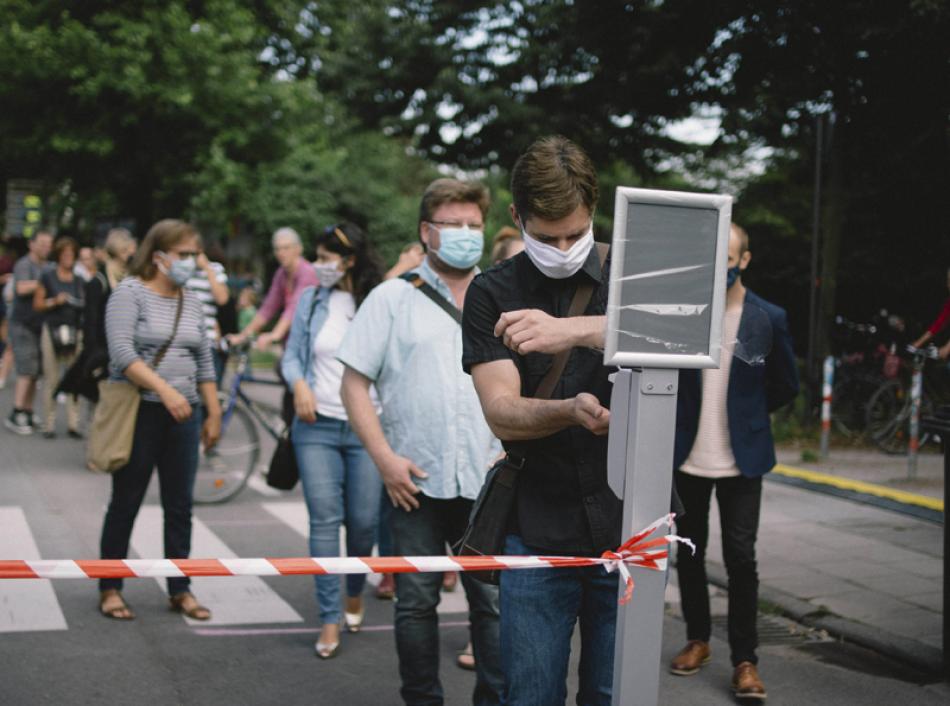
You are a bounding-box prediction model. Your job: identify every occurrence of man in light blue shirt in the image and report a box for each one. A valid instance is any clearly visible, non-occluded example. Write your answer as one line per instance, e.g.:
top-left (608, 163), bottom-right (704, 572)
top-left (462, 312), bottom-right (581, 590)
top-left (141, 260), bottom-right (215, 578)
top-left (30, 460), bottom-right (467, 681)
top-left (339, 178), bottom-right (502, 706)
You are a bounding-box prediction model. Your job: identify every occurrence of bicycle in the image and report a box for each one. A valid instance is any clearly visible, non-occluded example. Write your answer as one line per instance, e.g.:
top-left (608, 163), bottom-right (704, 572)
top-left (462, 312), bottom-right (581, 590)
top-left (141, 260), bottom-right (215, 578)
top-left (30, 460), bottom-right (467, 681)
top-left (864, 344), bottom-right (948, 454)
top-left (193, 341), bottom-right (288, 504)
top-left (827, 313), bottom-right (905, 439)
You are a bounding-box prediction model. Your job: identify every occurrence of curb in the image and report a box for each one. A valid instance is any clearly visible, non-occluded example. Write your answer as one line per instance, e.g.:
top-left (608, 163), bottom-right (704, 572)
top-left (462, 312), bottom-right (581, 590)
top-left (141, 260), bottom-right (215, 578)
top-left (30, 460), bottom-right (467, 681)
top-left (705, 563), bottom-right (945, 677)
top-left (770, 464), bottom-right (944, 524)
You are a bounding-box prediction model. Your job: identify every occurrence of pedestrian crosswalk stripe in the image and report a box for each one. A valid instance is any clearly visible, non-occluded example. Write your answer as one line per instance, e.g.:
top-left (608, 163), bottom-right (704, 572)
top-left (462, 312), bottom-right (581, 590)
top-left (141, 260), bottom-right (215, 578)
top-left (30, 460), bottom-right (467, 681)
top-left (0, 506), bottom-right (68, 633)
top-left (130, 506), bottom-right (303, 626)
top-left (246, 471), bottom-right (282, 497)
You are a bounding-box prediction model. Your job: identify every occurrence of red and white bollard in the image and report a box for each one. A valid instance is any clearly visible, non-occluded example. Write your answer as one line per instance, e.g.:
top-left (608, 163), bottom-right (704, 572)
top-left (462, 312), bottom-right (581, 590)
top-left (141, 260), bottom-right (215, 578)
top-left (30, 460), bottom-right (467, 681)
top-left (908, 361), bottom-right (923, 478)
top-left (820, 356), bottom-right (834, 458)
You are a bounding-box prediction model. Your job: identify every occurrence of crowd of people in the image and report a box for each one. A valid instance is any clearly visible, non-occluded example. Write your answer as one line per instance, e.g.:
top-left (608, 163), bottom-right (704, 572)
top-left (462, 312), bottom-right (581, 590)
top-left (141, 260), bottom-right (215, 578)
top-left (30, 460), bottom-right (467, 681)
top-left (0, 135), bottom-right (805, 705)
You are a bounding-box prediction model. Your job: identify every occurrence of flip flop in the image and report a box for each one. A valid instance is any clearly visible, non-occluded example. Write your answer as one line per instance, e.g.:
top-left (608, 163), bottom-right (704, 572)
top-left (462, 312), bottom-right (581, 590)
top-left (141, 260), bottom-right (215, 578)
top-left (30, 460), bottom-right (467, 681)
top-left (169, 591), bottom-right (211, 621)
top-left (99, 589), bottom-right (135, 621)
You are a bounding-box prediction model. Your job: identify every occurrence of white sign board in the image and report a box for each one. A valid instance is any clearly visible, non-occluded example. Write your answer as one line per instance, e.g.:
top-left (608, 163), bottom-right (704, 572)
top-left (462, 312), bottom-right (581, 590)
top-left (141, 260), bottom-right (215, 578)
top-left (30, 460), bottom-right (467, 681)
top-left (604, 187), bottom-right (732, 369)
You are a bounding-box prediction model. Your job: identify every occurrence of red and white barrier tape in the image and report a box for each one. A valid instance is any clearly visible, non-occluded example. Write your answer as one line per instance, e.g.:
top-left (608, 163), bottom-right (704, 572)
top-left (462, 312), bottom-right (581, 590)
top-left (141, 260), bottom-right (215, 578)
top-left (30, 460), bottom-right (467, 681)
top-left (0, 514), bottom-right (693, 604)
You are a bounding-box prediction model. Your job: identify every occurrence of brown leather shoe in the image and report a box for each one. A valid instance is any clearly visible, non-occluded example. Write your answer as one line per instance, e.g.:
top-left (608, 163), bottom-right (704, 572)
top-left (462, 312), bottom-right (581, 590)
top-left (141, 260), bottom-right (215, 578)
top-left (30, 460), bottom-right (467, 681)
top-left (669, 640), bottom-right (711, 676)
top-left (732, 661), bottom-right (767, 700)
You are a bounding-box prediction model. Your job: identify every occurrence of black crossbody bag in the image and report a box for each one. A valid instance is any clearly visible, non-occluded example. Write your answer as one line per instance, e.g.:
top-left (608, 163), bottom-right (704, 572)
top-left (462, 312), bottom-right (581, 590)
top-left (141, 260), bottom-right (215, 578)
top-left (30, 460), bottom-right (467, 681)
top-left (456, 244), bottom-right (609, 584)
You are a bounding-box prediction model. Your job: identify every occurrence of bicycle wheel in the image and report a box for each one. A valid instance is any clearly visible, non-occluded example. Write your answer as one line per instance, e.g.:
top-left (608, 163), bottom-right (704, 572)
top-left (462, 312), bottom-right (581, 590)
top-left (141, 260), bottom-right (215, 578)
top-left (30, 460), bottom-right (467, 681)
top-left (193, 401), bottom-right (260, 504)
top-left (865, 379), bottom-right (920, 454)
top-left (831, 373), bottom-right (881, 438)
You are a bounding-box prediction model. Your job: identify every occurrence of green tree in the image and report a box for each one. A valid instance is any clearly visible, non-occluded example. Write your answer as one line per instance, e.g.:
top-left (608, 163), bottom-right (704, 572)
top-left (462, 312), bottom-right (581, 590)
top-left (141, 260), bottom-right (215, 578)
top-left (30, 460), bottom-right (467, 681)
top-left (0, 0), bottom-right (288, 231)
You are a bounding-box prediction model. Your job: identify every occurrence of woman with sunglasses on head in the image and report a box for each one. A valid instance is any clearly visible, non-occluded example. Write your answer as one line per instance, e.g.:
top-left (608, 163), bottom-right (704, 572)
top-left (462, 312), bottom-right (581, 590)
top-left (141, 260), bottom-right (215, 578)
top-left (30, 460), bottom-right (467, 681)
top-left (282, 222), bottom-right (385, 659)
top-left (97, 219), bottom-right (221, 621)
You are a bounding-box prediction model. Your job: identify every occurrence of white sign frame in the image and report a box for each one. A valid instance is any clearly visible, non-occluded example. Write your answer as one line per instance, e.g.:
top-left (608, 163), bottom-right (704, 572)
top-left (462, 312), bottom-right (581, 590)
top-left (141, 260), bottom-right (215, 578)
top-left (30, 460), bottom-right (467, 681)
top-left (604, 187), bottom-right (733, 370)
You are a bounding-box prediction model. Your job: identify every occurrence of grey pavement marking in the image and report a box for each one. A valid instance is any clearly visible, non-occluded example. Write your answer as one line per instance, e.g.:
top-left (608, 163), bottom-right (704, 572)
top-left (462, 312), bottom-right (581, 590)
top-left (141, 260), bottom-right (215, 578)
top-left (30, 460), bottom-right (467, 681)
top-left (130, 505), bottom-right (303, 626)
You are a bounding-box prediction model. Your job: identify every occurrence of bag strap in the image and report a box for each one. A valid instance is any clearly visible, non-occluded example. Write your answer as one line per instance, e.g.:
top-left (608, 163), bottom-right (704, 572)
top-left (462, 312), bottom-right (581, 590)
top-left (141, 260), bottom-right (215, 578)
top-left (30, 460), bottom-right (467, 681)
top-left (534, 243), bottom-right (609, 400)
top-left (152, 291), bottom-right (184, 369)
top-left (400, 273), bottom-right (462, 325)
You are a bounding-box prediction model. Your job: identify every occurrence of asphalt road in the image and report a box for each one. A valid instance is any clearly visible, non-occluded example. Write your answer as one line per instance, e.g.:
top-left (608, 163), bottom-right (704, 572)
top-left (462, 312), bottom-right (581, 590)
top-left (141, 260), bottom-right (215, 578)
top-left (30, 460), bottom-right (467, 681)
top-left (1, 388), bottom-right (948, 705)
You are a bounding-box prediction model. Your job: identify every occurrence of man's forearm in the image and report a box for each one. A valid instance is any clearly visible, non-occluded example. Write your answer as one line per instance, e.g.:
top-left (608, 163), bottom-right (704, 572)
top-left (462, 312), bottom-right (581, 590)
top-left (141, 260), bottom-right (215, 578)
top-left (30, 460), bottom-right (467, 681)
top-left (270, 317), bottom-right (291, 342)
top-left (573, 315), bottom-right (607, 350)
top-left (341, 373), bottom-right (394, 466)
top-left (483, 394), bottom-right (575, 441)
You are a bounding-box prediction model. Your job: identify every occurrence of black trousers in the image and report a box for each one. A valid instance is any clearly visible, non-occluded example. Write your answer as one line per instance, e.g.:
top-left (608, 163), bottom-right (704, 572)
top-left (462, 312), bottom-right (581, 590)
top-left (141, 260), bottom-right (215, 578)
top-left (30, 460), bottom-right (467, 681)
top-left (674, 470), bottom-right (762, 666)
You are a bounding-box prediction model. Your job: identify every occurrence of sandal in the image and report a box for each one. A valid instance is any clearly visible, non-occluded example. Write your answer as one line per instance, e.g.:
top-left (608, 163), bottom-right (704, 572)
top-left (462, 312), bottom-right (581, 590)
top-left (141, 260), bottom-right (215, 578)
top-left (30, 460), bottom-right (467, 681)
top-left (99, 589), bottom-right (135, 621)
top-left (456, 642), bottom-right (475, 671)
top-left (169, 591), bottom-right (212, 621)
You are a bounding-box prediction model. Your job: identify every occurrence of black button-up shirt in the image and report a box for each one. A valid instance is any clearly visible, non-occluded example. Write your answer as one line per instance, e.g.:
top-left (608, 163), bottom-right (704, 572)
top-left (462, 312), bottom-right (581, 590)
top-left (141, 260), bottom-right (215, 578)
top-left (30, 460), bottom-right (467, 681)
top-left (462, 246), bottom-right (622, 556)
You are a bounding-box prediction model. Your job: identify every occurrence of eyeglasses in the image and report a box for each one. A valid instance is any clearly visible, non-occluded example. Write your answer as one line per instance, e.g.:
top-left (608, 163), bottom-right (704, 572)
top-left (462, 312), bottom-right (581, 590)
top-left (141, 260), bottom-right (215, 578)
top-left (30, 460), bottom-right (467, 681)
top-left (427, 220), bottom-right (484, 231)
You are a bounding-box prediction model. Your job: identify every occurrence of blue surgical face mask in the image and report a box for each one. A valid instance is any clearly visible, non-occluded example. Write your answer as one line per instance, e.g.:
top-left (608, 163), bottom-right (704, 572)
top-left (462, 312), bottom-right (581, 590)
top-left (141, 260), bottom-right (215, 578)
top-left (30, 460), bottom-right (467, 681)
top-left (431, 225), bottom-right (484, 270)
top-left (726, 265), bottom-right (741, 289)
top-left (158, 253), bottom-right (197, 287)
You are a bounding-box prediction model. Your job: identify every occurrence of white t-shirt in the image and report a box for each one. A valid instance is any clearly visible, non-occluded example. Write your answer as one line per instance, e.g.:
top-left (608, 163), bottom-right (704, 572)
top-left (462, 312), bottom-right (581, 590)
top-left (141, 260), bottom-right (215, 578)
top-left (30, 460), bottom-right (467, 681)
top-left (680, 305), bottom-right (744, 479)
top-left (311, 290), bottom-right (366, 421)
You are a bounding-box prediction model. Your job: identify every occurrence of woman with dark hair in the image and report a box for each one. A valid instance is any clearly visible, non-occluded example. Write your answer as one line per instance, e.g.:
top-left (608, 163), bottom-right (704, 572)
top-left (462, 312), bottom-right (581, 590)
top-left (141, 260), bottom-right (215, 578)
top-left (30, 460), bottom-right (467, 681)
top-left (33, 236), bottom-right (84, 438)
top-left (282, 221), bottom-right (385, 659)
top-left (58, 228), bottom-right (137, 404)
top-left (97, 219), bottom-right (221, 621)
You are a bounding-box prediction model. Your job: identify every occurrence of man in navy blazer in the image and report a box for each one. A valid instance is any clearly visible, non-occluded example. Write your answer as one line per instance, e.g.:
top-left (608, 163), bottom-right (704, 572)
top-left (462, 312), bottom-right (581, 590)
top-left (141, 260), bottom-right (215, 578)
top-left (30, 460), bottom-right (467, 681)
top-left (668, 223), bottom-right (798, 701)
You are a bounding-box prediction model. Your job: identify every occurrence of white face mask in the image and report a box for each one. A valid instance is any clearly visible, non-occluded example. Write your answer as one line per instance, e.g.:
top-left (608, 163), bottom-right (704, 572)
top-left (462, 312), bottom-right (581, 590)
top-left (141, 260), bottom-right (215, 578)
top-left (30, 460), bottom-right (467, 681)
top-left (521, 225), bottom-right (595, 279)
top-left (313, 261), bottom-right (345, 289)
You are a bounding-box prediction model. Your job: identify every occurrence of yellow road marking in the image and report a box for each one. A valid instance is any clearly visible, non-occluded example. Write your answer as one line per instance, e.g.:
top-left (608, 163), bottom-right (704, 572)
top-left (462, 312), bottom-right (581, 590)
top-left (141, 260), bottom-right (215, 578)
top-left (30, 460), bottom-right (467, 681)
top-left (772, 464), bottom-right (944, 513)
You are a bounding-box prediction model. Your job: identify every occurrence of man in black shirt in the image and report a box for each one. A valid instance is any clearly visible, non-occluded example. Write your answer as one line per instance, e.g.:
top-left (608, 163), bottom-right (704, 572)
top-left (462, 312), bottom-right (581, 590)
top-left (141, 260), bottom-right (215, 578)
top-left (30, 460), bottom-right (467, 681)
top-left (462, 136), bottom-right (620, 705)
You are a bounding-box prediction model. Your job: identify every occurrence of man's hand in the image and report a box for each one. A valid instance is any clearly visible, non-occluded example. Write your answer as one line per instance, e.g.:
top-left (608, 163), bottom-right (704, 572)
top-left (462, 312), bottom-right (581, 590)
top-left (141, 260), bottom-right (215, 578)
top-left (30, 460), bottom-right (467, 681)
top-left (494, 309), bottom-right (575, 355)
top-left (55, 292), bottom-right (69, 306)
top-left (377, 452), bottom-right (429, 512)
top-left (293, 379), bottom-right (317, 423)
top-left (255, 332), bottom-right (276, 351)
top-left (398, 244), bottom-right (424, 270)
top-left (571, 392), bottom-right (610, 436)
top-left (939, 343), bottom-right (950, 361)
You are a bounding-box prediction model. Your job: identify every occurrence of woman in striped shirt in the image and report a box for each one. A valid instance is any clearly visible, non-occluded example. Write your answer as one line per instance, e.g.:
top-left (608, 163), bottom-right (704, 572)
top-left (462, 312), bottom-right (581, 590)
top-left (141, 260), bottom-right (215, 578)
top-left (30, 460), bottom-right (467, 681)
top-left (98, 219), bottom-right (222, 621)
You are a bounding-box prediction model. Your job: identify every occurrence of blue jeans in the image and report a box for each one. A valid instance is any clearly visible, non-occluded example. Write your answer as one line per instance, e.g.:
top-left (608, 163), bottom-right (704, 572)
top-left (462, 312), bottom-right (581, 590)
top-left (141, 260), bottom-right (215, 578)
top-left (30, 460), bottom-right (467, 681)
top-left (500, 534), bottom-right (618, 706)
top-left (390, 494), bottom-right (502, 706)
top-left (99, 401), bottom-right (201, 596)
top-left (293, 414), bottom-right (382, 625)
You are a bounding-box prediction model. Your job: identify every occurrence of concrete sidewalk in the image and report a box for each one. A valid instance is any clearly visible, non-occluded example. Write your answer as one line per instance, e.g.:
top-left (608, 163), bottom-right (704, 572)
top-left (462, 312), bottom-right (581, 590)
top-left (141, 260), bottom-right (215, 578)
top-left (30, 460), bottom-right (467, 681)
top-left (776, 445), bottom-right (945, 501)
top-left (693, 475), bottom-right (945, 675)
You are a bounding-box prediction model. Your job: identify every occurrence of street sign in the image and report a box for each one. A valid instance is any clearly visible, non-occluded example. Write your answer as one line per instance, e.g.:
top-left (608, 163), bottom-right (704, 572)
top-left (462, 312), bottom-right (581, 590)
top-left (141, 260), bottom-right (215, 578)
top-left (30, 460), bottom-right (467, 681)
top-left (604, 187), bottom-right (732, 369)
top-left (606, 186), bottom-right (732, 706)
top-left (5, 180), bottom-right (45, 238)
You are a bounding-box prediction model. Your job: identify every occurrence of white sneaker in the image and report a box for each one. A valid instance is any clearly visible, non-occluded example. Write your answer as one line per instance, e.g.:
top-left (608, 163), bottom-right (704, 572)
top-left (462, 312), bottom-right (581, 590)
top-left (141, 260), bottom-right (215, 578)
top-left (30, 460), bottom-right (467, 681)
top-left (5, 410), bottom-right (33, 435)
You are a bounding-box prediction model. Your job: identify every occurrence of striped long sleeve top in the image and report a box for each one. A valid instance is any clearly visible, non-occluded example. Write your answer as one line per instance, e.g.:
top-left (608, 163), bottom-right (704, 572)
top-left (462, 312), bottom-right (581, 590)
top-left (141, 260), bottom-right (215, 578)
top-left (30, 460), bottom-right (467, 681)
top-left (106, 278), bottom-right (215, 404)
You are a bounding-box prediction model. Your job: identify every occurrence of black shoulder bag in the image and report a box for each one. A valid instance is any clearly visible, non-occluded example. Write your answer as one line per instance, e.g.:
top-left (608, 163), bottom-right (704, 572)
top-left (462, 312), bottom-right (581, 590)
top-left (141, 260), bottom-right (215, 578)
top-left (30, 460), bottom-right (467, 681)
top-left (266, 290), bottom-right (322, 490)
top-left (456, 243), bottom-right (609, 584)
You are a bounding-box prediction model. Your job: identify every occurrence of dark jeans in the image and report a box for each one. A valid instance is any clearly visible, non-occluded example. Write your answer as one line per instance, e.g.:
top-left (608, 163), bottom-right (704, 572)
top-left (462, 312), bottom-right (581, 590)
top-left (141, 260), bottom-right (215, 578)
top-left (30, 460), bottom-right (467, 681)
top-left (674, 470), bottom-right (762, 666)
top-left (390, 494), bottom-right (502, 706)
top-left (500, 534), bottom-right (618, 706)
top-left (99, 401), bottom-right (201, 596)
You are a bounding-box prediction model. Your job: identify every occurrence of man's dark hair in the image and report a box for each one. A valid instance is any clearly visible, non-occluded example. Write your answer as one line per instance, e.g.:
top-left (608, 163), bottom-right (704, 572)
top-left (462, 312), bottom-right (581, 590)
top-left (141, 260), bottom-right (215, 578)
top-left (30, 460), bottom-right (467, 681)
top-left (52, 236), bottom-right (79, 264)
top-left (510, 135), bottom-right (598, 222)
